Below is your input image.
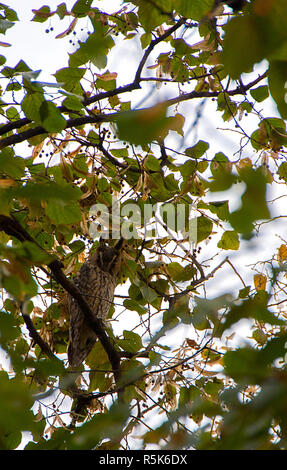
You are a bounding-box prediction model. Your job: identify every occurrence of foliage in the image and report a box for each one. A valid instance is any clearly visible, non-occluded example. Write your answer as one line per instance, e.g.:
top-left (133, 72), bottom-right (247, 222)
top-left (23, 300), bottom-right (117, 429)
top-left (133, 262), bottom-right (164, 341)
top-left (0, 0), bottom-right (287, 450)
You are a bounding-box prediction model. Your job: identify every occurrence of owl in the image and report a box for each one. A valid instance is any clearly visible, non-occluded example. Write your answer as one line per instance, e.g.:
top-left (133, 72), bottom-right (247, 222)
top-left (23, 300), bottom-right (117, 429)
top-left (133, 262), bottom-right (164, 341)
top-left (67, 238), bottom-right (124, 367)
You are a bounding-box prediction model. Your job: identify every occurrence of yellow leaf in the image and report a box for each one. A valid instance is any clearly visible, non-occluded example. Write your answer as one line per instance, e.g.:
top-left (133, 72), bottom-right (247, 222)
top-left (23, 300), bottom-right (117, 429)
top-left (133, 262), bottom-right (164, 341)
top-left (278, 244), bottom-right (287, 263)
top-left (32, 141), bottom-right (45, 160)
top-left (96, 71), bottom-right (117, 81)
top-left (254, 273), bottom-right (267, 291)
top-left (236, 157), bottom-right (252, 175)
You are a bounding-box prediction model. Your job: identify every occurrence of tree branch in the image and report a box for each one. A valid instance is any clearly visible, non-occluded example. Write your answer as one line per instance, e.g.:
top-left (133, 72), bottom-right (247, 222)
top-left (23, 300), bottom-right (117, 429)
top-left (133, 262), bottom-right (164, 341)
top-left (0, 215), bottom-right (122, 389)
top-left (20, 307), bottom-right (59, 361)
top-left (0, 70), bottom-right (267, 150)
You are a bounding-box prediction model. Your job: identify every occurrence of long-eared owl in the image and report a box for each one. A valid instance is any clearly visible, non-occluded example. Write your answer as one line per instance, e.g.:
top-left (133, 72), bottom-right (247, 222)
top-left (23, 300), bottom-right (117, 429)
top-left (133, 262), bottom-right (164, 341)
top-left (67, 238), bottom-right (124, 367)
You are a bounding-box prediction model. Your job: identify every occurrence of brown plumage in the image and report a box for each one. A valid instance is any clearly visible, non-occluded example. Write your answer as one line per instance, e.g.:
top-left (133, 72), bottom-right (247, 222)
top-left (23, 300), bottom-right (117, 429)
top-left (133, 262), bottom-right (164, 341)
top-left (67, 238), bottom-right (123, 367)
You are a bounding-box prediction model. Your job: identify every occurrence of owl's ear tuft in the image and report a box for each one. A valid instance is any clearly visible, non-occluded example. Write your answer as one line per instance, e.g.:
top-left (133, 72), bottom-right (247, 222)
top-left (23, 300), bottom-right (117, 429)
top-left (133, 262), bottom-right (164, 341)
top-left (114, 237), bottom-right (124, 251)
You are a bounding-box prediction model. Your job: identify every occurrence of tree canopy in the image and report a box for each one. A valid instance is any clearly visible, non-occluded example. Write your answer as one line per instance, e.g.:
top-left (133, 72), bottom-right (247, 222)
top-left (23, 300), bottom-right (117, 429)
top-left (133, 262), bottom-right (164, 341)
top-left (1, 0), bottom-right (287, 450)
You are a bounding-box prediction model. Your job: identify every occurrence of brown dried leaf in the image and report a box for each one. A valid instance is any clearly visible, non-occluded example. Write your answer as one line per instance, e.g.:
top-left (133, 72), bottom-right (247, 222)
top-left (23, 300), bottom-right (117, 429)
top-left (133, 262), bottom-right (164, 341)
top-left (56, 18), bottom-right (77, 38)
top-left (254, 273), bottom-right (267, 292)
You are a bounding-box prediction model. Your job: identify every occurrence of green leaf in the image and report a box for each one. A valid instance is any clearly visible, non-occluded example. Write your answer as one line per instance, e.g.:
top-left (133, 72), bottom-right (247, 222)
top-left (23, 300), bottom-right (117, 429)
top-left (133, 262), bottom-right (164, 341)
top-left (54, 67), bottom-right (85, 93)
top-left (0, 312), bottom-right (20, 345)
top-left (137, 0), bottom-right (172, 32)
top-left (123, 298), bottom-right (147, 315)
top-left (250, 85), bottom-right (269, 103)
top-left (268, 61), bottom-right (287, 119)
top-left (0, 5), bottom-right (18, 21)
top-left (222, 1), bottom-right (287, 79)
top-left (0, 19), bottom-right (14, 34)
top-left (185, 140), bottom-right (209, 159)
top-left (144, 155), bottom-right (161, 172)
top-left (21, 92), bottom-right (45, 122)
top-left (14, 182), bottom-right (81, 202)
top-left (196, 216), bottom-right (213, 243)
top-left (69, 22), bottom-right (114, 69)
top-left (217, 230), bottom-right (239, 250)
top-left (177, 0), bottom-right (214, 21)
top-left (114, 104), bottom-right (168, 145)
top-left (167, 262), bottom-right (196, 282)
top-left (39, 101), bottom-right (66, 133)
top-left (228, 167), bottom-right (270, 234)
top-left (0, 372), bottom-right (36, 442)
top-left (278, 162), bottom-right (287, 182)
top-left (45, 201), bottom-right (81, 224)
top-left (140, 285), bottom-right (158, 303)
top-left (119, 330), bottom-right (143, 354)
top-left (0, 148), bottom-right (25, 178)
top-left (31, 6), bottom-right (52, 22)
top-left (222, 15), bottom-right (266, 79)
top-left (72, 0), bottom-right (93, 17)
top-left (209, 153), bottom-right (235, 192)
top-left (208, 200), bottom-right (230, 221)
top-left (62, 95), bottom-right (84, 111)
top-left (218, 297), bottom-right (284, 337)
top-left (6, 240), bottom-right (53, 265)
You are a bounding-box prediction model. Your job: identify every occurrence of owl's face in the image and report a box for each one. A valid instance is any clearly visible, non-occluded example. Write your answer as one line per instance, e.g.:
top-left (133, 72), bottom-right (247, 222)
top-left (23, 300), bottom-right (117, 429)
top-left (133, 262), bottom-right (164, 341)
top-left (94, 238), bottom-right (124, 276)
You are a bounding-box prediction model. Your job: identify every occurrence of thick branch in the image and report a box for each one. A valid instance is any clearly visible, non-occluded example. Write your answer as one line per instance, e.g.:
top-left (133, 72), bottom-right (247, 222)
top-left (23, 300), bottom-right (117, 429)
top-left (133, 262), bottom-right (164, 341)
top-left (0, 113), bottom-right (115, 150)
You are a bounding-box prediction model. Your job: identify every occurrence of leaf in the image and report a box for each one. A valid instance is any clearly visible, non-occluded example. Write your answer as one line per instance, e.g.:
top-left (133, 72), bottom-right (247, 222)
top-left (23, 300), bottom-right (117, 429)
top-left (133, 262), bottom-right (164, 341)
top-left (32, 6), bottom-right (53, 22)
top-left (278, 244), bottom-right (287, 263)
top-left (123, 299), bottom-right (147, 315)
top-left (252, 328), bottom-right (268, 345)
top-left (72, 0), bottom-right (93, 17)
top-left (0, 19), bottom-right (15, 34)
top-left (228, 167), bottom-right (270, 234)
top-left (39, 101), bottom-right (66, 133)
top-left (167, 262), bottom-right (196, 282)
top-left (119, 330), bottom-right (143, 354)
top-left (54, 67), bottom-right (85, 93)
top-left (278, 162), bottom-right (287, 182)
top-left (268, 61), bottom-right (287, 119)
top-left (137, 1), bottom-right (172, 32)
top-left (0, 372), bottom-right (36, 437)
top-left (185, 140), bottom-right (209, 159)
top-left (114, 103), bottom-right (168, 145)
top-left (14, 182), bottom-right (82, 202)
top-left (250, 85), bottom-right (269, 103)
top-left (69, 22), bottom-right (114, 69)
top-left (218, 296), bottom-right (284, 337)
top-left (254, 274), bottom-right (267, 292)
top-left (217, 230), bottom-right (239, 250)
top-left (0, 149), bottom-right (25, 178)
top-left (196, 216), bottom-right (213, 243)
top-left (21, 92), bottom-right (45, 123)
top-left (222, 15), bottom-right (265, 79)
top-left (177, 0), bottom-right (214, 21)
top-left (45, 201), bottom-right (81, 224)
top-left (144, 155), bottom-right (161, 172)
